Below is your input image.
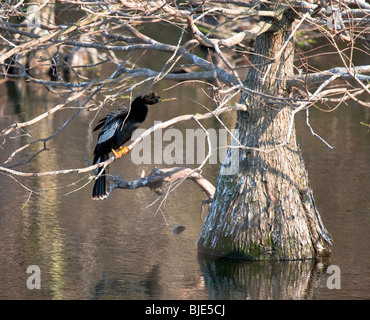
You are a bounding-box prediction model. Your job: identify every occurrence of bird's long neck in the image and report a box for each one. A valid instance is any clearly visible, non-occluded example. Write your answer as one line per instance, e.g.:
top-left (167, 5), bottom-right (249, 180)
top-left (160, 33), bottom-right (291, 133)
top-left (130, 103), bottom-right (148, 123)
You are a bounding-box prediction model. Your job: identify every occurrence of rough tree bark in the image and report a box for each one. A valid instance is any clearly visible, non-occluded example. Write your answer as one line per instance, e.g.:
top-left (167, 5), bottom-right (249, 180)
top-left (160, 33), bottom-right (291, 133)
top-left (197, 10), bottom-right (332, 260)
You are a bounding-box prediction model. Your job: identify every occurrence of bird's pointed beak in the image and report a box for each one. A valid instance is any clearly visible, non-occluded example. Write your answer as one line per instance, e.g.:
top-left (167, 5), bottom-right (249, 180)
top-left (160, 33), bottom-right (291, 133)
top-left (160, 97), bottom-right (177, 102)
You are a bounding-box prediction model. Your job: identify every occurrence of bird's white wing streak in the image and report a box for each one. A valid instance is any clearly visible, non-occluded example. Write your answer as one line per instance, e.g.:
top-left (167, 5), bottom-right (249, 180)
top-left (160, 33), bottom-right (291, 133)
top-left (98, 120), bottom-right (120, 144)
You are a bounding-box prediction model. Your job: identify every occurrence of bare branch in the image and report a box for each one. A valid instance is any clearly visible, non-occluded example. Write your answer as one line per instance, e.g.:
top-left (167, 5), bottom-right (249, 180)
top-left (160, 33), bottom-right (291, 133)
top-left (109, 167), bottom-right (215, 201)
top-left (0, 30), bottom-right (59, 64)
top-left (1, 87), bottom-right (89, 139)
top-left (287, 65), bottom-right (370, 88)
top-left (279, 74), bottom-right (342, 150)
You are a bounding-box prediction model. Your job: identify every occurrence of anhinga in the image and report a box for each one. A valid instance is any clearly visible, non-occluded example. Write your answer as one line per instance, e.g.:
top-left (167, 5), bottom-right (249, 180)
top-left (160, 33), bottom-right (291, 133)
top-left (92, 92), bottom-right (174, 200)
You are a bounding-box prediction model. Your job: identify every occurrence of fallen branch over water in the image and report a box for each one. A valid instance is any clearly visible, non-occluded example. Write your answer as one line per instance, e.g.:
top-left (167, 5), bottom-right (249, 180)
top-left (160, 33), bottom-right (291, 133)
top-left (109, 167), bottom-right (215, 201)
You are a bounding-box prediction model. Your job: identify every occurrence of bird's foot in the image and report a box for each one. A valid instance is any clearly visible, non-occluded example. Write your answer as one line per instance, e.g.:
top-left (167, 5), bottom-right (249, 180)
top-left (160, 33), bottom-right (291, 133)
top-left (112, 146), bottom-right (130, 160)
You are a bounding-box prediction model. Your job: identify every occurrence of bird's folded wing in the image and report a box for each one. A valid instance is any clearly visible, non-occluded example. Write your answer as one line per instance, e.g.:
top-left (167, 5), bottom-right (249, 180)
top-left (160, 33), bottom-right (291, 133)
top-left (98, 120), bottom-right (121, 144)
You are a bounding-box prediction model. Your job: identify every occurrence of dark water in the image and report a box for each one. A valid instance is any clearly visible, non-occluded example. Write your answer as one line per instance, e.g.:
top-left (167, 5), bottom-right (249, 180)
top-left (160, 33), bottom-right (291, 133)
top-left (0, 76), bottom-right (369, 300)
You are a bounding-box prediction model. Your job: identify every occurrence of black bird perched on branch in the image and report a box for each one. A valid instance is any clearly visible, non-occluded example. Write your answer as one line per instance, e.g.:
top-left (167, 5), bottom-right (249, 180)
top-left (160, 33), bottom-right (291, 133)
top-left (92, 92), bottom-right (175, 200)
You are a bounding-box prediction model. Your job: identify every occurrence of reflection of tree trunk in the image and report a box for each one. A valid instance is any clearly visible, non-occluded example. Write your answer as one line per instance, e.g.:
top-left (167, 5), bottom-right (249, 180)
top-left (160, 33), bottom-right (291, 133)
top-left (21, 1), bottom-right (100, 79)
top-left (199, 257), bottom-right (328, 299)
top-left (24, 0), bottom-right (56, 77)
top-left (197, 12), bottom-right (332, 260)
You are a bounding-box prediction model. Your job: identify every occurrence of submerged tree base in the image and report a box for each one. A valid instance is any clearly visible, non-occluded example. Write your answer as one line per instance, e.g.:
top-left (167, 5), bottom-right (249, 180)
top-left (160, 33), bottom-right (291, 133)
top-left (198, 234), bottom-right (332, 261)
top-left (197, 147), bottom-right (333, 261)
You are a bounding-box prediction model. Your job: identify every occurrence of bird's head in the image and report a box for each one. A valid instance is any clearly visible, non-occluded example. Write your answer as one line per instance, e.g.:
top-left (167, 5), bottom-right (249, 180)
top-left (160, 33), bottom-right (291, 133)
top-left (136, 92), bottom-right (176, 105)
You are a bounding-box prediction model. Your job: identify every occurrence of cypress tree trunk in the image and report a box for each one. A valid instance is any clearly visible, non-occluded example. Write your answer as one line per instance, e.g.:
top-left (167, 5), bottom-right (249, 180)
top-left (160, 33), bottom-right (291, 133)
top-left (197, 14), bottom-right (332, 260)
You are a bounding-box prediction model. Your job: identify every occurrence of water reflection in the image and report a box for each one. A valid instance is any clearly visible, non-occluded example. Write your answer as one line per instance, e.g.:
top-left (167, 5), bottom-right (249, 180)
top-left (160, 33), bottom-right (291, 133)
top-left (199, 257), bottom-right (329, 300)
top-left (93, 266), bottom-right (162, 300)
top-left (25, 193), bottom-right (66, 299)
top-left (90, 254), bottom-right (331, 300)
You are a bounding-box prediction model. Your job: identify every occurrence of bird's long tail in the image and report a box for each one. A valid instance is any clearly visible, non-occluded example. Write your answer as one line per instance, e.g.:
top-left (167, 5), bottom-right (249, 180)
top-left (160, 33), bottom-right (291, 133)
top-left (92, 153), bottom-right (109, 200)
